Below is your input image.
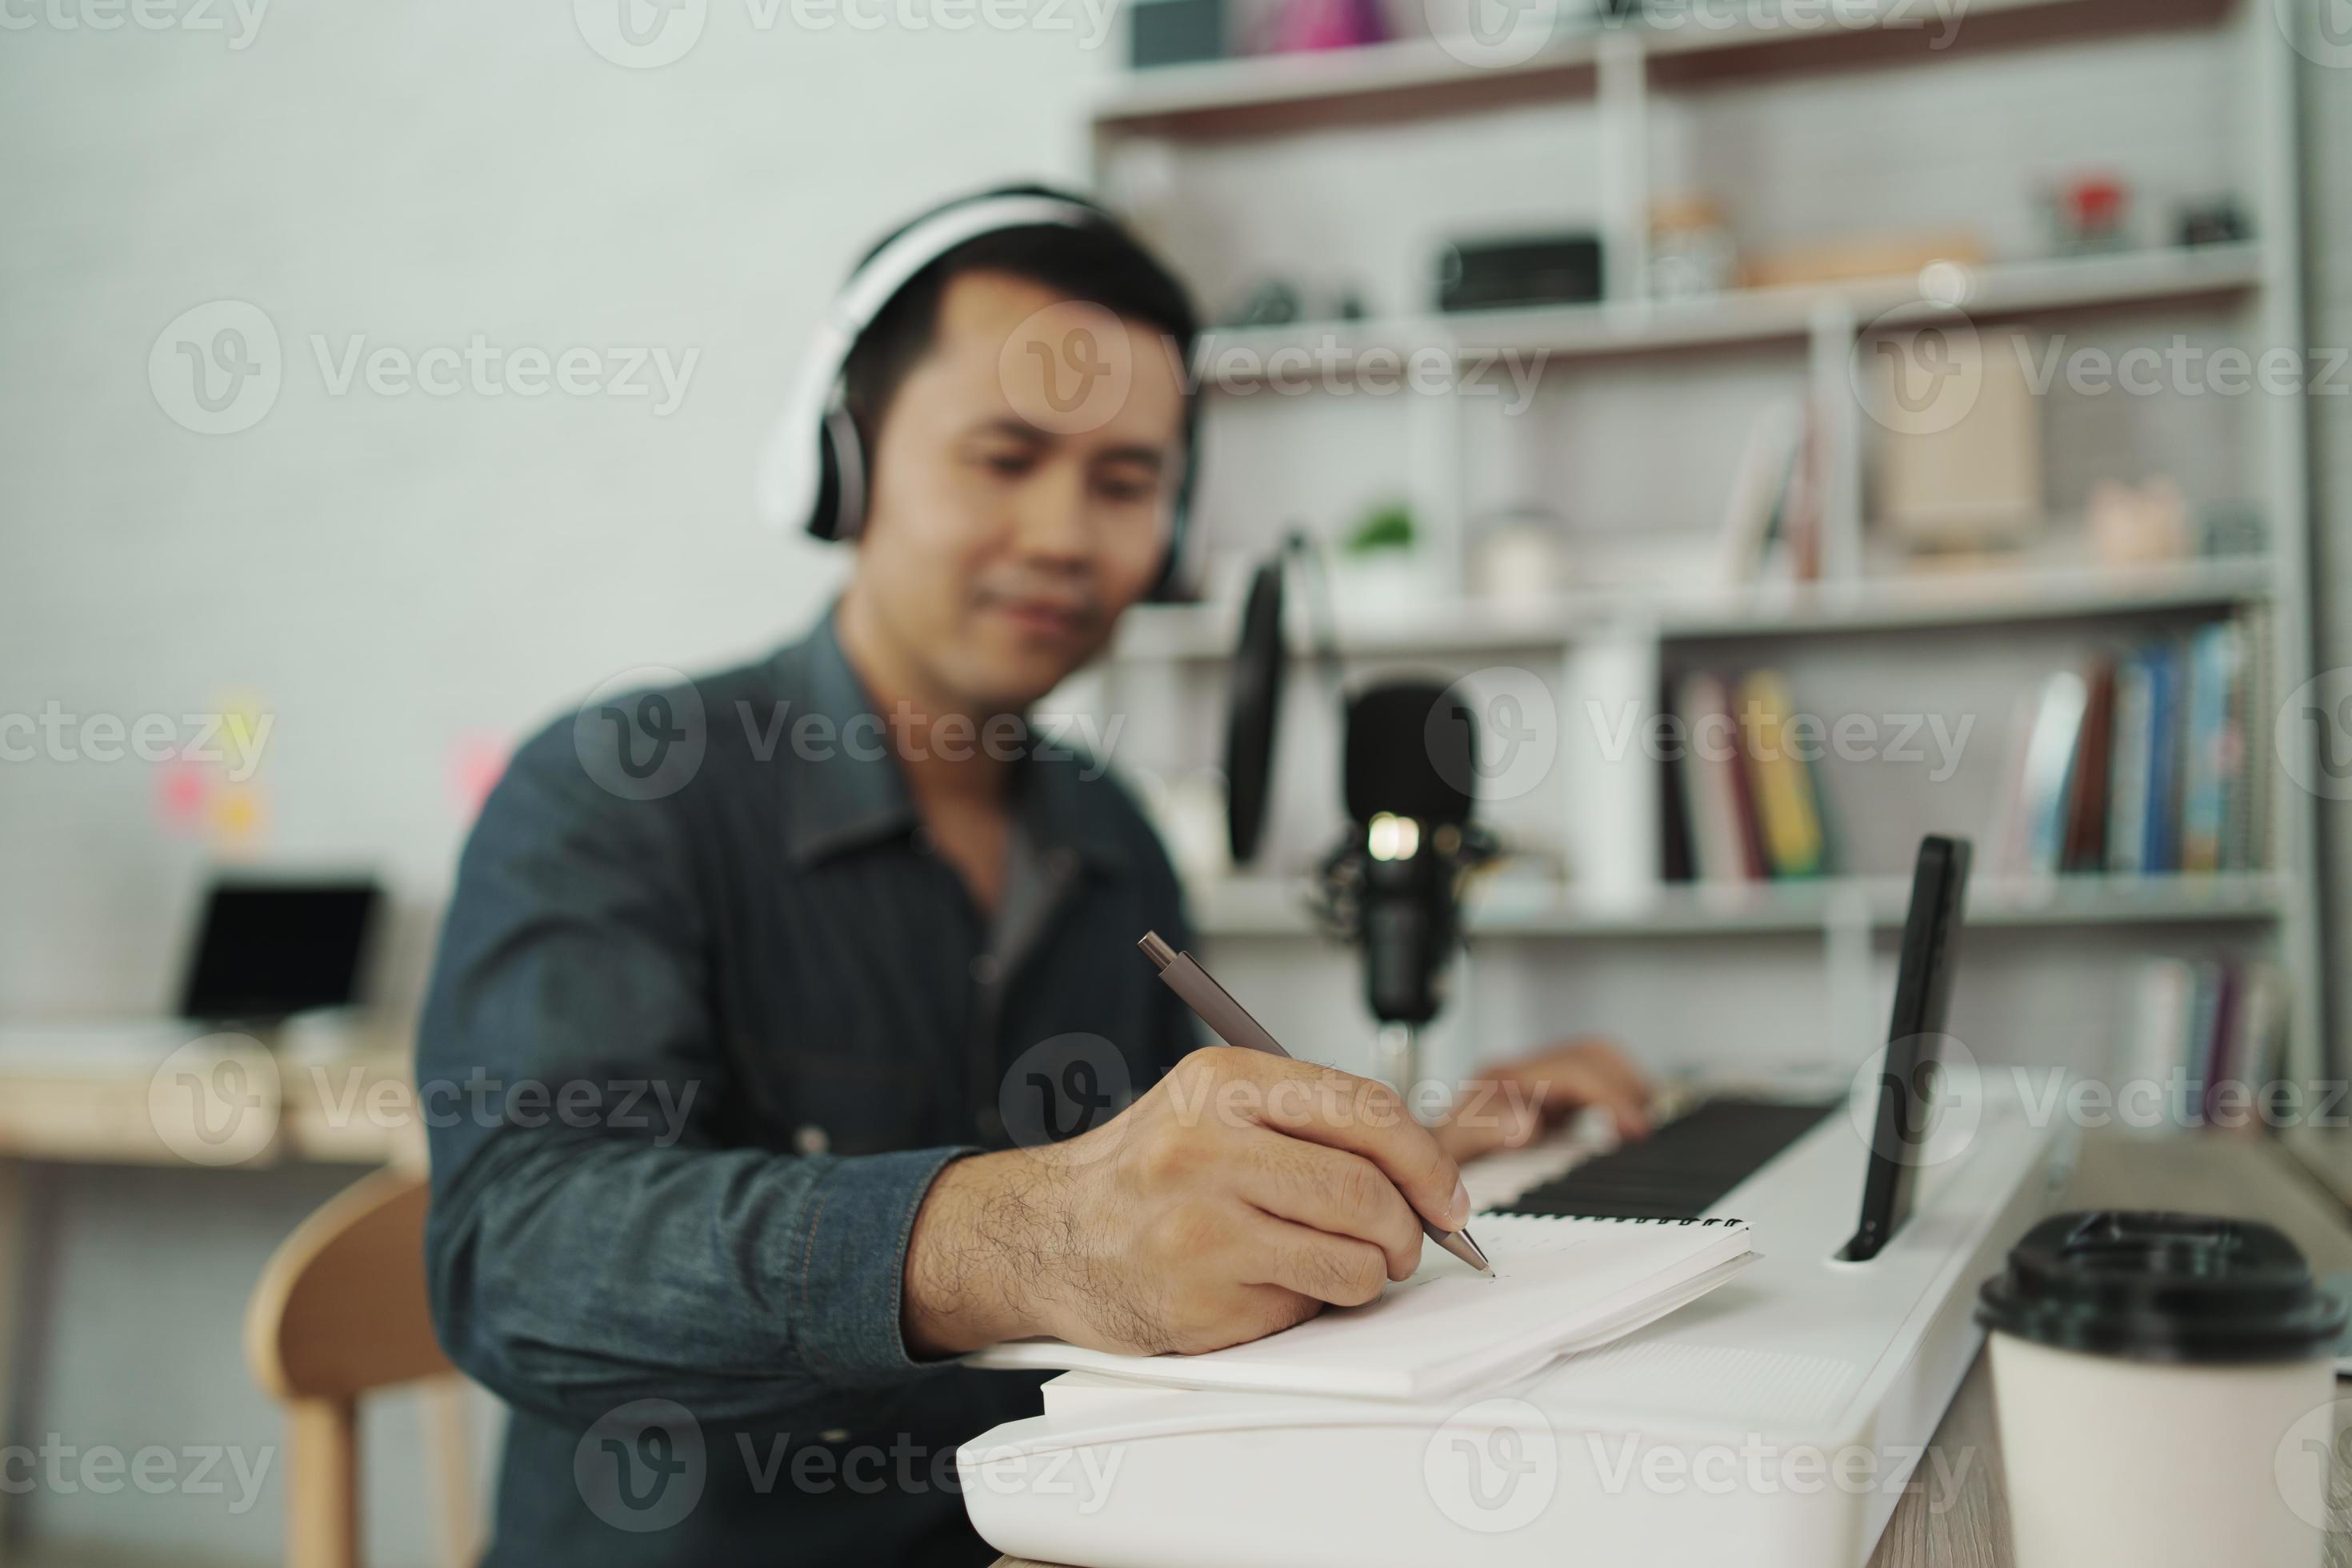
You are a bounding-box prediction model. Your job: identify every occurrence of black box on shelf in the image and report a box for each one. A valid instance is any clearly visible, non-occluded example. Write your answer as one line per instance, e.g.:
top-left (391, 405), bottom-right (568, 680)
top-left (1434, 233), bottom-right (1605, 312)
top-left (1130, 0), bottom-right (1222, 69)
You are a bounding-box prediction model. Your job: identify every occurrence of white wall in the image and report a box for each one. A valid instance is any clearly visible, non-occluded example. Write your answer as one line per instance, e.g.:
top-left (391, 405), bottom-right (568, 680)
top-left (0, 5), bottom-right (1115, 1561)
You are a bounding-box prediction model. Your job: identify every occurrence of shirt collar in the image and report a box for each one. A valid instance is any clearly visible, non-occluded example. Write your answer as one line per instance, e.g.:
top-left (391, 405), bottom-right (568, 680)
top-left (774, 605), bottom-right (1131, 877)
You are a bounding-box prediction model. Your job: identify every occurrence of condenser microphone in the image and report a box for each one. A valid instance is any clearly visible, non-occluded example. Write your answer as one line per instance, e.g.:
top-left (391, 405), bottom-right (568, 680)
top-left (1338, 681), bottom-right (1476, 1029)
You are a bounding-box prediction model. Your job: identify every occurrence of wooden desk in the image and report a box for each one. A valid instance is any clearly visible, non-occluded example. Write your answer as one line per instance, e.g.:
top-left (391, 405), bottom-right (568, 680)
top-left (0, 1044), bottom-right (418, 1559)
top-left (994, 1133), bottom-right (2352, 1568)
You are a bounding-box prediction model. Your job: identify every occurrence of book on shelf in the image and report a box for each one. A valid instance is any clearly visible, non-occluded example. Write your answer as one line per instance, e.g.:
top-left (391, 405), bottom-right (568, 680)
top-left (1714, 396), bottom-right (1825, 590)
top-left (1988, 606), bottom-right (2270, 882)
top-left (1662, 666), bottom-right (1829, 883)
top-left (2120, 955), bottom-right (2286, 1134)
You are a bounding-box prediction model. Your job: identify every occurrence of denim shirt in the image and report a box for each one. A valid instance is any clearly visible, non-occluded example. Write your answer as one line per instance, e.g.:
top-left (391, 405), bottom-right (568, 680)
top-left (419, 609), bottom-right (1198, 1566)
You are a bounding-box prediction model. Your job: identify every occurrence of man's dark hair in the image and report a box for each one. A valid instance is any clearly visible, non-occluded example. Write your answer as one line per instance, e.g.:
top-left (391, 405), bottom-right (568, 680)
top-left (841, 194), bottom-right (1200, 445)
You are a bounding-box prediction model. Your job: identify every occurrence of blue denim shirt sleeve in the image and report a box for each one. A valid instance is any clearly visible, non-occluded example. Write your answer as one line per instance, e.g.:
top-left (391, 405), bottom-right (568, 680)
top-left (418, 721), bottom-right (970, 1427)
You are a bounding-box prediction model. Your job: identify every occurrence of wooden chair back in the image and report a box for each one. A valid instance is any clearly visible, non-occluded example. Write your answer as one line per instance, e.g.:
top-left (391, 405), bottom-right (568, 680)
top-left (245, 1167), bottom-right (474, 1567)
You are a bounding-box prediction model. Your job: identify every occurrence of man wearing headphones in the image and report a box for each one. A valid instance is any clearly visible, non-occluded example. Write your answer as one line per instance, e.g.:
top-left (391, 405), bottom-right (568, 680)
top-left (418, 186), bottom-right (1650, 1565)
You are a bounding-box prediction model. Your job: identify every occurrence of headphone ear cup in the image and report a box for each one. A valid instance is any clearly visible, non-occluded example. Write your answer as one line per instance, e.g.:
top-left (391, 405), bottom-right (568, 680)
top-left (807, 403), bottom-right (869, 542)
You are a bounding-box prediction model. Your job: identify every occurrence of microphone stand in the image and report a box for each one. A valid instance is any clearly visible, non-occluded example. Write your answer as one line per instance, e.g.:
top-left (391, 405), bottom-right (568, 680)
top-left (1374, 1019), bottom-right (1419, 1101)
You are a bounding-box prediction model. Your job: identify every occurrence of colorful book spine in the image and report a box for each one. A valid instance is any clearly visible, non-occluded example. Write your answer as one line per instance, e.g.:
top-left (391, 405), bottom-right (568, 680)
top-left (2106, 650), bottom-right (2151, 877)
top-left (1737, 670), bottom-right (1826, 878)
top-left (2180, 621), bottom-right (2242, 874)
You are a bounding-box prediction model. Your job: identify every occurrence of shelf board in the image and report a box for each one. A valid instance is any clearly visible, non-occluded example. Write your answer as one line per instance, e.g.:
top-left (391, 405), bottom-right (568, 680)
top-left (1094, 0), bottom-right (2230, 137)
top-left (1114, 555), bottom-right (2274, 662)
top-left (1190, 243), bottom-right (2263, 388)
top-left (1190, 872), bottom-right (2287, 939)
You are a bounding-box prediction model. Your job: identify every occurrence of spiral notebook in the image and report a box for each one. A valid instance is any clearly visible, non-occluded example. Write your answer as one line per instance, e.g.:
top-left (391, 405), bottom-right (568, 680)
top-left (966, 1214), bottom-right (1755, 1403)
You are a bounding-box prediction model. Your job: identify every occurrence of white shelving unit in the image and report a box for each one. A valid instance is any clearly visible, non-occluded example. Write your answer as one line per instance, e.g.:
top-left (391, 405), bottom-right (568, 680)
top-left (1190, 869), bottom-right (2291, 939)
top-left (1083, 0), bottom-right (2323, 1084)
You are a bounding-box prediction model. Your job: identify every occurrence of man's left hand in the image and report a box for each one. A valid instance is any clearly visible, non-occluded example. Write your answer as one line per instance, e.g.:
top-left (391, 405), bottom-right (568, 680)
top-left (1431, 1038), bottom-right (1653, 1164)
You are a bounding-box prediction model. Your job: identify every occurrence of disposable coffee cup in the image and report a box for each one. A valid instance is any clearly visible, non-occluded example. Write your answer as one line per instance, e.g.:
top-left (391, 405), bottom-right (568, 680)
top-left (1978, 1210), bottom-right (2346, 1568)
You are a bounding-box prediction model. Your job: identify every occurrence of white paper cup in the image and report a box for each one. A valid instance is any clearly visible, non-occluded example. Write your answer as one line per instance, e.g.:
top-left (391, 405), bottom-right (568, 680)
top-left (1978, 1211), bottom-right (2344, 1568)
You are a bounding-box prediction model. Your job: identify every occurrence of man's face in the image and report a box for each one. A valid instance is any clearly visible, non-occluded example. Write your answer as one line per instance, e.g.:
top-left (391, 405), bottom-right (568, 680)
top-left (850, 269), bottom-right (1186, 712)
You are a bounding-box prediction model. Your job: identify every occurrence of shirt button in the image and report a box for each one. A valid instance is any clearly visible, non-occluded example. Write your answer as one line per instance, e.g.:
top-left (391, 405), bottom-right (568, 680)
top-left (969, 954), bottom-right (999, 986)
top-left (794, 1124), bottom-right (830, 1156)
top-left (819, 1428), bottom-right (850, 1444)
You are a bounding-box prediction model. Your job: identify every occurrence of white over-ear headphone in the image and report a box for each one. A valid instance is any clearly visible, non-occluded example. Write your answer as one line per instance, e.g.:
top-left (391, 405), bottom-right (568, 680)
top-left (756, 188), bottom-right (1120, 544)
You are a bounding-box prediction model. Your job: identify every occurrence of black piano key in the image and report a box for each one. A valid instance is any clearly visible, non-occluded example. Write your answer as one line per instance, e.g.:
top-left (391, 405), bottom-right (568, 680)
top-left (1502, 1097), bottom-right (1838, 1221)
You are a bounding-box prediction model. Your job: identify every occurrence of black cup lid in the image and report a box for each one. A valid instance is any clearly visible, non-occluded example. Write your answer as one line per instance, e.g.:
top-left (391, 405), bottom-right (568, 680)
top-left (1978, 1210), bottom-right (2346, 1364)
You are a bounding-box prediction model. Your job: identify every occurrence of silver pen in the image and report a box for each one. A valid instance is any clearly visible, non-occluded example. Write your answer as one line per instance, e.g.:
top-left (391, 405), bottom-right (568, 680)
top-left (1138, 930), bottom-right (1494, 1277)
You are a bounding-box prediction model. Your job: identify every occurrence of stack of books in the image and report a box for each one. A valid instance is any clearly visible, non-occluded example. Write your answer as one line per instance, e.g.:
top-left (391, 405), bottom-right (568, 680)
top-left (1987, 606), bottom-right (2274, 879)
top-left (2114, 956), bottom-right (2289, 1133)
top-left (1660, 669), bottom-right (1832, 882)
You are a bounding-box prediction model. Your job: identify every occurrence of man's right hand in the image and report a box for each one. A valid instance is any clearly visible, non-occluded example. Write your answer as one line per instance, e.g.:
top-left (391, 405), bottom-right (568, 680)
top-left (901, 1046), bottom-right (1471, 1360)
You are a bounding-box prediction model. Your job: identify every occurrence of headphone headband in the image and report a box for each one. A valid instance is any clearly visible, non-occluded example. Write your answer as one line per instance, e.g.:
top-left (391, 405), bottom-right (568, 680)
top-left (754, 190), bottom-right (1111, 539)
